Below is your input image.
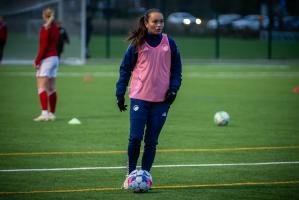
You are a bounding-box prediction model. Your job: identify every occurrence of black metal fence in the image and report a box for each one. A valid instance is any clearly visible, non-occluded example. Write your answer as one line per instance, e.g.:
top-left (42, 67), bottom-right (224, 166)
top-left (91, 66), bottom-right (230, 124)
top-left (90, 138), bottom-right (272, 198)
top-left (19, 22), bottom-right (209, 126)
top-left (86, 0), bottom-right (299, 59)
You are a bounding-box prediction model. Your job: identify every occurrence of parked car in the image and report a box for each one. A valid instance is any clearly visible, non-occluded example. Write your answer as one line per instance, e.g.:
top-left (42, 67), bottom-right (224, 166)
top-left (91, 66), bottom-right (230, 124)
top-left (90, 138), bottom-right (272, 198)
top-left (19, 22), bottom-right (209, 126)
top-left (206, 14), bottom-right (241, 30)
top-left (232, 15), bottom-right (269, 31)
top-left (283, 16), bottom-right (299, 31)
top-left (167, 12), bottom-right (201, 26)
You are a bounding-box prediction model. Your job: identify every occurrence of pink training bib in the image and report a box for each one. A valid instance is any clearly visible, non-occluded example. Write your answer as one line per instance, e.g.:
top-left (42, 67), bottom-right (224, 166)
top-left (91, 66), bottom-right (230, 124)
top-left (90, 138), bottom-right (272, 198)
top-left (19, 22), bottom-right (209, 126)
top-left (129, 34), bottom-right (171, 102)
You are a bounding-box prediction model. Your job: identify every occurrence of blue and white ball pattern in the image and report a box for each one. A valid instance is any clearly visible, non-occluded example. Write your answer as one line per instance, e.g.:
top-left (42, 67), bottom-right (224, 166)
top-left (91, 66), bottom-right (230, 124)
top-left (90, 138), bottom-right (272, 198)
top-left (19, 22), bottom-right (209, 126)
top-left (128, 169), bottom-right (152, 193)
top-left (214, 111), bottom-right (230, 126)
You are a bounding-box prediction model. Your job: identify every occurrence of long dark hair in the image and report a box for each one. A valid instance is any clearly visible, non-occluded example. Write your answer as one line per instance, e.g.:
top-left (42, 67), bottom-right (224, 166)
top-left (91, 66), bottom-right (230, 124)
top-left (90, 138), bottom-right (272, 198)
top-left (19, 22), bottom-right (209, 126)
top-left (128, 8), bottom-right (162, 48)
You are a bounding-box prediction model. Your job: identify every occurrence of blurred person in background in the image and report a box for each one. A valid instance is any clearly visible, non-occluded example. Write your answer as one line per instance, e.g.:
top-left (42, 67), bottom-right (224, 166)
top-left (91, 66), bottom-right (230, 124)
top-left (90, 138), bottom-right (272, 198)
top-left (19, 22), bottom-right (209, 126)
top-left (0, 16), bottom-right (7, 63)
top-left (85, 9), bottom-right (94, 58)
top-left (33, 8), bottom-right (60, 122)
top-left (116, 8), bottom-right (182, 189)
top-left (56, 21), bottom-right (70, 58)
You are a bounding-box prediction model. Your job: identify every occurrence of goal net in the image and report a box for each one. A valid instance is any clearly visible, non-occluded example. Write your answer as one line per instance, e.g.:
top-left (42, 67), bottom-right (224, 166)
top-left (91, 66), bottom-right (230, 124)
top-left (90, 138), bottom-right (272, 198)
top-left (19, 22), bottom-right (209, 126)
top-left (0, 0), bottom-right (86, 65)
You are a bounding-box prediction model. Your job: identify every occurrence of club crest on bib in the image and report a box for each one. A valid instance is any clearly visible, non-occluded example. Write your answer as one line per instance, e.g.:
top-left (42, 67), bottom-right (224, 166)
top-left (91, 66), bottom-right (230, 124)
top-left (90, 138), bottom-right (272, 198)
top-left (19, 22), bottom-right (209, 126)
top-left (162, 44), bottom-right (169, 51)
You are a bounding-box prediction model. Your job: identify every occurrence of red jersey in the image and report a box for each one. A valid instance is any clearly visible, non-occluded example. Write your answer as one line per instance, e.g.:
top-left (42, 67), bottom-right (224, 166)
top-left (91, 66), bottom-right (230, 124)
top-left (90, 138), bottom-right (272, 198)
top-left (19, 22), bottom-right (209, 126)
top-left (35, 22), bottom-right (59, 66)
top-left (0, 21), bottom-right (7, 43)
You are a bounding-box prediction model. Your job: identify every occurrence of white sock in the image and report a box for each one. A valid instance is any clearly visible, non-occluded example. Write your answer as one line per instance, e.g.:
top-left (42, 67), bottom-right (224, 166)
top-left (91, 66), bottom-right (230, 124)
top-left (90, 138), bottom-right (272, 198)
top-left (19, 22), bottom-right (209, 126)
top-left (41, 110), bottom-right (48, 116)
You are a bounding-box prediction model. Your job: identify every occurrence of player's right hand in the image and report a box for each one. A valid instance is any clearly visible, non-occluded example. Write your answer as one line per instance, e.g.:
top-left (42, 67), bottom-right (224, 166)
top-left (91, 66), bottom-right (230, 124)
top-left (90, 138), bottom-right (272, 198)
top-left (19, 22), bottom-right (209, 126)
top-left (117, 95), bottom-right (127, 112)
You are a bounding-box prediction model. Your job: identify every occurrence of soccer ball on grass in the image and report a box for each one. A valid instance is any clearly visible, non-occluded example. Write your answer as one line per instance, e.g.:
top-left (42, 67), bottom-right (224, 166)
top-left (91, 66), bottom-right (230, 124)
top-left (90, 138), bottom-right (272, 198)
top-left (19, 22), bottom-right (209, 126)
top-left (128, 169), bottom-right (152, 193)
top-left (214, 111), bottom-right (230, 126)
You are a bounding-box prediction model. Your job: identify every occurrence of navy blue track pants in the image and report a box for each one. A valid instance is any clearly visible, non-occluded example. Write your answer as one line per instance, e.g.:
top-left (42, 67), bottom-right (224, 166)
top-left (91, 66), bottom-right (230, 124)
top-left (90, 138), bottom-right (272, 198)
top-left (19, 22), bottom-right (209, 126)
top-left (128, 98), bottom-right (170, 173)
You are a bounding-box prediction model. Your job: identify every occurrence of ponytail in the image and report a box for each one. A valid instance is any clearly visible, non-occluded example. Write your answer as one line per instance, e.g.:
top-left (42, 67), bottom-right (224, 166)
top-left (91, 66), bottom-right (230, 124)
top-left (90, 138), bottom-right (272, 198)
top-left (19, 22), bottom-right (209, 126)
top-left (43, 7), bottom-right (55, 29)
top-left (128, 8), bottom-right (161, 48)
top-left (127, 16), bottom-right (147, 48)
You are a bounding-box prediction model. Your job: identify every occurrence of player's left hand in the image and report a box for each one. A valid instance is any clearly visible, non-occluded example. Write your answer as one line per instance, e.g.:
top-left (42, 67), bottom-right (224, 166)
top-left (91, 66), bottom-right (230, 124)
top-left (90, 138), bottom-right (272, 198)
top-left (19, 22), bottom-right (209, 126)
top-left (33, 63), bottom-right (40, 69)
top-left (164, 89), bottom-right (177, 105)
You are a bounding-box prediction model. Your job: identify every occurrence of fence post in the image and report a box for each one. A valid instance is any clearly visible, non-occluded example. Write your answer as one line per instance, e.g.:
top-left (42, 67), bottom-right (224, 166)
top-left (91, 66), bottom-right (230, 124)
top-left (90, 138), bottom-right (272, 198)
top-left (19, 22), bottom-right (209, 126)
top-left (267, 0), bottom-right (273, 60)
top-left (105, 0), bottom-right (111, 58)
top-left (215, 13), bottom-right (220, 59)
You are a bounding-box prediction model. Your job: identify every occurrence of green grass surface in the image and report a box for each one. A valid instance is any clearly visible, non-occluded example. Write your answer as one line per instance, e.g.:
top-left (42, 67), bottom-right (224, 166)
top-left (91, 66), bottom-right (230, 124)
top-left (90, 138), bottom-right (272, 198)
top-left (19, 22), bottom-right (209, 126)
top-left (4, 34), bottom-right (299, 60)
top-left (89, 35), bottom-right (299, 59)
top-left (4, 33), bottom-right (81, 59)
top-left (0, 63), bottom-right (299, 199)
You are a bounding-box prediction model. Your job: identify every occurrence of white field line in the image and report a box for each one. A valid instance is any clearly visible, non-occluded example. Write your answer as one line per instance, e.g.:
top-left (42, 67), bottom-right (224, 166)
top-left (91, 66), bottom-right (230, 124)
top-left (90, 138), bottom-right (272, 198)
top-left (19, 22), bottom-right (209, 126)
top-left (1, 161), bottom-right (299, 173)
top-left (185, 72), bottom-right (299, 78)
top-left (0, 72), bottom-right (117, 77)
top-left (1, 71), bottom-right (299, 78)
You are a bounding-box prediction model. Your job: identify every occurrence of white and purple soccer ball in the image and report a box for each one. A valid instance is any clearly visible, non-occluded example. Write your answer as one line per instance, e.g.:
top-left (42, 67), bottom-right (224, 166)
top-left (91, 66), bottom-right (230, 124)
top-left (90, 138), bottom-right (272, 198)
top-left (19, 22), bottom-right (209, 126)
top-left (127, 169), bottom-right (152, 193)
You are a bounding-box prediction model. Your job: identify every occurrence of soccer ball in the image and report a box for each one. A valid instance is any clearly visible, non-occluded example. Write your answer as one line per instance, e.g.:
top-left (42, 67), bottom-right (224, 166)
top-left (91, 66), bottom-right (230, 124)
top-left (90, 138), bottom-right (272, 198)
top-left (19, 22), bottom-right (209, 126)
top-left (128, 169), bottom-right (152, 193)
top-left (214, 111), bottom-right (230, 126)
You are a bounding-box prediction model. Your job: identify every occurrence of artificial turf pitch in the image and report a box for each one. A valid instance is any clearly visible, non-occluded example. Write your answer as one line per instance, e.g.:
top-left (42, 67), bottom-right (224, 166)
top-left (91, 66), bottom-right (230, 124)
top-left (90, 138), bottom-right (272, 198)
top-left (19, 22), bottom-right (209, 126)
top-left (0, 63), bottom-right (299, 200)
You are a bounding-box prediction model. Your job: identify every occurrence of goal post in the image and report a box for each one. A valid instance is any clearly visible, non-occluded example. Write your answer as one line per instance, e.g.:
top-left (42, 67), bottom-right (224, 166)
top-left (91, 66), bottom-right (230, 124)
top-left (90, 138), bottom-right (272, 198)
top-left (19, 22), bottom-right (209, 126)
top-left (0, 0), bottom-right (86, 65)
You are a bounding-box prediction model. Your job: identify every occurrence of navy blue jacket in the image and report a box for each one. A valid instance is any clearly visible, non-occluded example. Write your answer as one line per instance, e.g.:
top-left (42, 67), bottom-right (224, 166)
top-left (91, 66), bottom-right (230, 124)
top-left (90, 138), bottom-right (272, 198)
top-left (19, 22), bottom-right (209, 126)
top-left (116, 33), bottom-right (182, 97)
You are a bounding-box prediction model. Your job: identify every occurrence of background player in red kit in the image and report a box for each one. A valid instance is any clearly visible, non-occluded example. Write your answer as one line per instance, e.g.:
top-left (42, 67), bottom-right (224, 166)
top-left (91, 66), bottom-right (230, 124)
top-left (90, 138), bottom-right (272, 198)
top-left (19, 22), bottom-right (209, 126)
top-left (0, 16), bottom-right (7, 63)
top-left (33, 8), bottom-right (60, 122)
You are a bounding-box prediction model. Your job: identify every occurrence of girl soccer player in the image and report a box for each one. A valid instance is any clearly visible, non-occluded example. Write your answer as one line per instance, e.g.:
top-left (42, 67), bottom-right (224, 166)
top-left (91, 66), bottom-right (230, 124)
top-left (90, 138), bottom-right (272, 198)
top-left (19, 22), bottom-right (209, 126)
top-left (116, 8), bottom-right (182, 188)
top-left (33, 8), bottom-right (60, 122)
